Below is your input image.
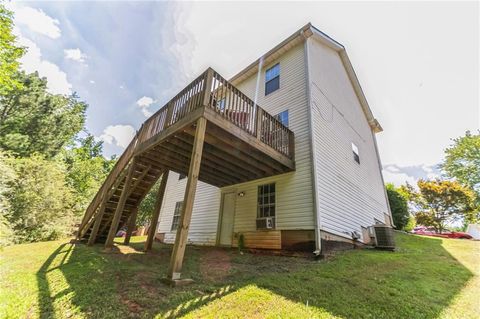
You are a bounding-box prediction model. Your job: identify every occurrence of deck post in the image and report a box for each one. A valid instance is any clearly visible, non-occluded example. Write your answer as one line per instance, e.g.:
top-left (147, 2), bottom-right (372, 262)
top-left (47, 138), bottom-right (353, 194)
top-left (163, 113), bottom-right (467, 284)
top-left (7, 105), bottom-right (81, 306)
top-left (202, 68), bottom-right (214, 107)
top-left (167, 117), bottom-right (206, 281)
top-left (144, 170), bottom-right (169, 251)
top-left (123, 207), bottom-right (139, 245)
top-left (256, 105), bottom-right (263, 140)
top-left (104, 159), bottom-right (137, 250)
top-left (87, 197), bottom-right (108, 246)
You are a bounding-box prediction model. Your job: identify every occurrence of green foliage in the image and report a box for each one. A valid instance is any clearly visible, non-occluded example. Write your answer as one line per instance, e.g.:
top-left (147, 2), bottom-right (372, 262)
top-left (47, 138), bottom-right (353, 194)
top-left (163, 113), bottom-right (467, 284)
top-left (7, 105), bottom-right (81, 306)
top-left (0, 4), bottom-right (25, 95)
top-left (403, 215), bottom-right (416, 232)
top-left (137, 181), bottom-right (159, 226)
top-left (0, 150), bottom-right (16, 246)
top-left (0, 71), bottom-right (87, 158)
top-left (442, 131), bottom-right (480, 197)
top-left (6, 154), bottom-right (75, 243)
top-left (0, 214), bottom-right (14, 248)
top-left (386, 183), bottom-right (409, 230)
top-left (60, 134), bottom-right (115, 216)
top-left (442, 131), bottom-right (480, 223)
top-left (407, 179), bottom-right (475, 233)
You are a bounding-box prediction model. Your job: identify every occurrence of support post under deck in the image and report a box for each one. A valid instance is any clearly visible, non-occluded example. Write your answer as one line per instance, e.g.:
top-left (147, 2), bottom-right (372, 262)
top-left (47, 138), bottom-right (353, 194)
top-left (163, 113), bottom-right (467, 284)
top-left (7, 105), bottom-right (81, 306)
top-left (144, 170), bottom-right (169, 251)
top-left (124, 207), bottom-right (139, 245)
top-left (167, 117), bottom-right (206, 281)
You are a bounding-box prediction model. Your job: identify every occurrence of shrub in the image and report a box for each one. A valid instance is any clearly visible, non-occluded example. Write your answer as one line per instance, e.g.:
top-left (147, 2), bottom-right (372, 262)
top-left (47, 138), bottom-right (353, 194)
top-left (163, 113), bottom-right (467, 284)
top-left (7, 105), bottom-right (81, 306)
top-left (7, 154), bottom-right (76, 243)
top-left (404, 215), bottom-right (416, 232)
top-left (386, 183), bottom-right (409, 230)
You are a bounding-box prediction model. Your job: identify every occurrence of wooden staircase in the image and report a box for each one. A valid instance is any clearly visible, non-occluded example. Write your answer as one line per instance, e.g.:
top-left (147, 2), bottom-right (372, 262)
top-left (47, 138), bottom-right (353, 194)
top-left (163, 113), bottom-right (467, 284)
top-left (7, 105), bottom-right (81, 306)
top-left (79, 160), bottom-right (164, 244)
top-left (77, 68), bottom-right (296, 256)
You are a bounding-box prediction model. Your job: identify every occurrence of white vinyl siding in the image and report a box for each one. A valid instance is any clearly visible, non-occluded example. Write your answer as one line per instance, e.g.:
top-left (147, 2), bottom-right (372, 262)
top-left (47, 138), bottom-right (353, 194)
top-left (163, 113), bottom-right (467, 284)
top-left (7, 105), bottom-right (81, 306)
top-left (157, 171), bottom-right (220, 245)
top-left (307, 37), bottom-right (389, 242)
top-left (226, 43), bottom-right (315, 233)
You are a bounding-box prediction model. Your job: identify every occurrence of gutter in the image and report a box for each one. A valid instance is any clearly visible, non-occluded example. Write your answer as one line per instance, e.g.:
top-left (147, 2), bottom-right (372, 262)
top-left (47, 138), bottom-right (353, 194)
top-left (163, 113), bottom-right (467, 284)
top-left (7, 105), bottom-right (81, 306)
top-left (303, 30), bottom-right (322, 256)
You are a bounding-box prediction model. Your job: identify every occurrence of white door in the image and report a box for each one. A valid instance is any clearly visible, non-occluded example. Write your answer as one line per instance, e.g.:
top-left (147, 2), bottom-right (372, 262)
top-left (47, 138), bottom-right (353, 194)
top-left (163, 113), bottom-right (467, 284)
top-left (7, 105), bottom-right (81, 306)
top-left (219, 192), bottom-right (235, 246)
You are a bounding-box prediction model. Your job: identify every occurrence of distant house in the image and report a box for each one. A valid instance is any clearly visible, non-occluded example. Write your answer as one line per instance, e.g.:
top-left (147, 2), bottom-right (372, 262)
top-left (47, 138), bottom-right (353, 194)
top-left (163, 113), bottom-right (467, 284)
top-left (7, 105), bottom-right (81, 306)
top-left (78, 23), bottom-right (392, 281)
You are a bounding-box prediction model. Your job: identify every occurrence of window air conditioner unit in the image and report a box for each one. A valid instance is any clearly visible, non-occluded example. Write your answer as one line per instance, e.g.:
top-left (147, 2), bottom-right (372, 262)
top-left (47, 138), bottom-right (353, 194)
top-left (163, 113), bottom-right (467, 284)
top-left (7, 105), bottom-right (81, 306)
top-left (373, 225), bottom-right (395, 251)
top-left (265, 217), bottom-right (274, 229)
top-left (256, 217), bottom-right (275, 229)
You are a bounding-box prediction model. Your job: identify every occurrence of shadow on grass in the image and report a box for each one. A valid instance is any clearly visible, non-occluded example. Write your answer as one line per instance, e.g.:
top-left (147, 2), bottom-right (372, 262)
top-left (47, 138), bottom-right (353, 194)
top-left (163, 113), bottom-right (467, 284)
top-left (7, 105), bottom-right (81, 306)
top-left (36, 234), bottom-right (475, 318)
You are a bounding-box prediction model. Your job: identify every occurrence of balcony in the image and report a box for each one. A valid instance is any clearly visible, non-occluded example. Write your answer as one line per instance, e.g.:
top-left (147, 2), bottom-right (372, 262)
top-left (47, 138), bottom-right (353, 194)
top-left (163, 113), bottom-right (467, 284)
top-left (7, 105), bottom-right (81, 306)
top-left (78, 67), bottom-right (295, 281)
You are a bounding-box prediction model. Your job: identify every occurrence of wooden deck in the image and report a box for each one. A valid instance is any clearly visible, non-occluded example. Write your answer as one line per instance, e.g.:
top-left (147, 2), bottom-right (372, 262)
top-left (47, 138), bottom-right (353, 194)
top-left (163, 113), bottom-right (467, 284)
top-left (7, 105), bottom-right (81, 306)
top-left (78, 68), bottom-right (295, 281)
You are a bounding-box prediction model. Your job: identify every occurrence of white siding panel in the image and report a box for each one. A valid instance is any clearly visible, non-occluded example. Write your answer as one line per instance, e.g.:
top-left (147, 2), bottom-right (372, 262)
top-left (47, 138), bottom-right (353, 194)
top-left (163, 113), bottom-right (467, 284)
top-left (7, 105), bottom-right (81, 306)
top-left (308, 37), bottom-right (389, 242)
top-left (157, 171), bottom-right (220, 245)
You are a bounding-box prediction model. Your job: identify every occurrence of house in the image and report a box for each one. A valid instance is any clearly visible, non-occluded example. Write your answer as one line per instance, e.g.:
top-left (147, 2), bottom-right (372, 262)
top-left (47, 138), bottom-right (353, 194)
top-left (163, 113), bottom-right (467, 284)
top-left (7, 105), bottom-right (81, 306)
top-left (77, 23), bottom-right (392, 283)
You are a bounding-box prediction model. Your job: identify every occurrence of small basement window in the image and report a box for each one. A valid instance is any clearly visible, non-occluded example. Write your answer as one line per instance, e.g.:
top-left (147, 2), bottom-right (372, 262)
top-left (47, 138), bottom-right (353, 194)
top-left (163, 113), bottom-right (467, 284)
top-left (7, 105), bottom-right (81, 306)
top-left (352, 142), bottom-right (360, 164)
top-left (257, 183), bottom-right (276, 229)
top-left (171, 201), bottom-right (183, 231)
top-left (274, 110), bottom-right (289, 127)
top-left (265, 63), bottom-right (280, 95)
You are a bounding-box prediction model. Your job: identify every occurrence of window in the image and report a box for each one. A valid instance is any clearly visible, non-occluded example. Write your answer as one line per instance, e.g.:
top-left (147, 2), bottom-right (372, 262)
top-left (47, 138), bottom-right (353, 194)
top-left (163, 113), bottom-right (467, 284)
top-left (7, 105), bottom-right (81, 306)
top-left (257, 183), bottom-right (276, 218)
top-left (274, 110), bottom-right (289, 127)
top-left (265, 63), bottom-right (280, 95)
top-left (171, 201), bottom-right (183, 231)
top-left (179, 174), bottom-right (186, 180)
top-left (352, 142), bottom-right (360, 164)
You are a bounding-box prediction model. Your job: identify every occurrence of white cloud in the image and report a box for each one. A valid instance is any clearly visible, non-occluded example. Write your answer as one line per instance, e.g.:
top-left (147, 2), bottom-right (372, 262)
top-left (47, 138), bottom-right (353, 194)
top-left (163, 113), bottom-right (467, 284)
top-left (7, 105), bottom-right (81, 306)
top-left (383, 163), bottom-right (441, 187)
top-left (13, 5), bottom-right (61, 39)
top-left (17, 36), bottom-right (72, 95)
top-left (89, 80), bottom-right (95, 84)
top-left (136, 96), bottom-right (155, 117)
top-left (136, 96), bottom-right (154, 107)
top-left (99, 125), bottom-right (136, 149)
top-left (64, 48), bottom-right (87, 63)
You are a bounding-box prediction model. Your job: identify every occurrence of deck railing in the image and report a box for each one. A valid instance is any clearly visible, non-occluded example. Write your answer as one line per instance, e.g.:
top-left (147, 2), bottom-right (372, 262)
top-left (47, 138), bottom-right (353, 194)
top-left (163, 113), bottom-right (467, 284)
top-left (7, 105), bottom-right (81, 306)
top-left (208, 70), bottom-right (294, 158)
top-left (79, 68), bottom-right (294, 233)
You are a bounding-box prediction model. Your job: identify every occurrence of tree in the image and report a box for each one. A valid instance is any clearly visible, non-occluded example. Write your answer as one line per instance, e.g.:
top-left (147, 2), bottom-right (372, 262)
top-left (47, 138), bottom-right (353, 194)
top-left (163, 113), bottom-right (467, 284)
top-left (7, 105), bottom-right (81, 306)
top-left (0, 150), bottom-right (16, 247)
top-left (137, 181), bottom-right (160, 227)
top-left (0, 71), bottom-right (87, 158)
top-left (442, 131), bottom-right (480, 224)
top-left (60, 134), bottom-right (115, 216)
top-left (0, 4), bottom-right (25, 95)
top-left (6, 154), bottom-right (75, 243)
top-left (442, 131), bottom-right (480, 195)
top-left (408, 179), bottom-right (475, 233)
top-left (386, 183), bottom-right (409, 230)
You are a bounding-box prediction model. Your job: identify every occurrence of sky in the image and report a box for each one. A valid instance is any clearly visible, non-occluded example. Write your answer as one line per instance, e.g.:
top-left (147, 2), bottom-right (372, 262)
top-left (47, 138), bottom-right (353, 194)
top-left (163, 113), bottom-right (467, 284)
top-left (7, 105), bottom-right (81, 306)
top-left (6, 1), bottom-right (480, 186)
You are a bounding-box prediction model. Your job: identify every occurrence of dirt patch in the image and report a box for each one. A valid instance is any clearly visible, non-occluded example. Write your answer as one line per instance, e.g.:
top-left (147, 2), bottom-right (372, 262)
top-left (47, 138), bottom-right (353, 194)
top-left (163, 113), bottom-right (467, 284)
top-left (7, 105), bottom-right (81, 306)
top-left (120, 295), bottom-right (143, 315)
top-left (134, 272), bottom-right (166, 297)
top-left (115, 273), bottom-right (144, 316)
top-left (200, 249), bottom-right (232, 281)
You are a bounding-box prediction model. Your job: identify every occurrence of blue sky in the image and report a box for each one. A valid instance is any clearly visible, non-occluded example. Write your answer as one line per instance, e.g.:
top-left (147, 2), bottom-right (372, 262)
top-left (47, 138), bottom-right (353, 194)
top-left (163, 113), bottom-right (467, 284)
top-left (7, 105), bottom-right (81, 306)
top-left (7, 1), bottom-right (479, 186)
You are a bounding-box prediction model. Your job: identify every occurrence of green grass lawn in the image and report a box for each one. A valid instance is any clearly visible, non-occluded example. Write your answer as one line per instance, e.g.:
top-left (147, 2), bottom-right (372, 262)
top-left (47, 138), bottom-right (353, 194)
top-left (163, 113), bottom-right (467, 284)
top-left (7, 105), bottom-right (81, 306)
top-left (0, 233), bottom-right (478, 318)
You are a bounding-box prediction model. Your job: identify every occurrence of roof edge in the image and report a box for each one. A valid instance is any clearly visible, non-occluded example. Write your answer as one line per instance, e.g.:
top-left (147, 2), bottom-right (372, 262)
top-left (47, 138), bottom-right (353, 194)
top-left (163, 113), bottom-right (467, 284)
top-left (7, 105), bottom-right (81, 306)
top-left (229, 23), bottom-right (383, 133)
